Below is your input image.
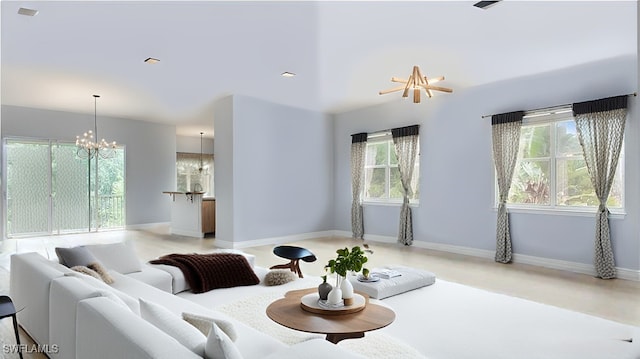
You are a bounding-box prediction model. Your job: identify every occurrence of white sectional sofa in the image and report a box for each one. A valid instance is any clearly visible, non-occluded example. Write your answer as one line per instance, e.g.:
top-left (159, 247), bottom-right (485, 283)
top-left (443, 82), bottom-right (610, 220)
top-left (9, 248), bottom-right (364, 359)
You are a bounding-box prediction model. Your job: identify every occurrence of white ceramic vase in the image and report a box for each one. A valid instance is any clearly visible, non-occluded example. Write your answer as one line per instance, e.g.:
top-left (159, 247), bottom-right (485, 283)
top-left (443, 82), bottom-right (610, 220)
top-left (327, 286), bottom-right (343, 305)
top-left (340, 276), bottom-right (354, 299)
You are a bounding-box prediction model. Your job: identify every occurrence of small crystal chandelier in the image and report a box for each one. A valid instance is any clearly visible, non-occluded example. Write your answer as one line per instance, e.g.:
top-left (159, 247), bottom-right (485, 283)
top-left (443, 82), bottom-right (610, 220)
top-left (76, 94), bottom-right (117, 159)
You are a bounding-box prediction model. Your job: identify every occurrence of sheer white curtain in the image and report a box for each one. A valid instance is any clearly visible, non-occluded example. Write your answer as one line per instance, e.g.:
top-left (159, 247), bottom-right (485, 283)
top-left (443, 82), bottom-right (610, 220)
top-left (391, 125), bottom-right (419, 246)
top-left (491, 111), bottom-right (523, 263)
top-left (351, 133), bottom-right (368, 239)
top-left (573, 95), bottom-right (627, 279)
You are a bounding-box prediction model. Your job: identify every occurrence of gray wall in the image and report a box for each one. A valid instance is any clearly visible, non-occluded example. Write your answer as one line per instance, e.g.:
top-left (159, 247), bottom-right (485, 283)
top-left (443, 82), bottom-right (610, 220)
top-left (1, 105), bottom-right (176, 226)
top-left (176, 135), bottom-right (214, 155)
top-left (214, 95), bottom-right (334, 244)
top-left (333, 55), bottom-right (639, 271)
top-left (213, 96), bottom-right (235, 242)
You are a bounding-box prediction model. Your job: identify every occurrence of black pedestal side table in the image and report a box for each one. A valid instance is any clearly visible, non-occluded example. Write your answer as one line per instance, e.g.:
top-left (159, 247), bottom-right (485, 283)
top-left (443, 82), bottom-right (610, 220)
top-left (0, 295), bottom-right (23, 359)
top-left (270, 245), bottom-right (317, 278)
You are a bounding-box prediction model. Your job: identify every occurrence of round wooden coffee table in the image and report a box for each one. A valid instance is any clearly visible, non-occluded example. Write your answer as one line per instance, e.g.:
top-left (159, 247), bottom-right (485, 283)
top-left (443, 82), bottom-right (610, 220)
top-left (266, 288), bottom-right (395, 343)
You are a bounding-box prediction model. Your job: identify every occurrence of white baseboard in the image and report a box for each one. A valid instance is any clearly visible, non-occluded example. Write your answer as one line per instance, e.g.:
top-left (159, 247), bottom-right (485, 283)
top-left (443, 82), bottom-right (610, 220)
top-left (171, 229), bottom-right (204, 238)
top-left (125, 222), bottom-right (170, 230)
top-left (220, 231), bottom-right (336, 250)
top-left (333, 231), bottom-right (640, 281)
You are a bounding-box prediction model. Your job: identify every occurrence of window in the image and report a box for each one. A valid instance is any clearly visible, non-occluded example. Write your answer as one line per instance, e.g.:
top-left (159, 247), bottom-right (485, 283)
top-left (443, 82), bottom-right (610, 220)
top-left (504, 110), bottom-right (624, 212)
top-left (176, 152), bottom-right (214, 196)
top-left (363, 135), bottom-right (419, 203)
top-left (4, 139), bottom-right (126, 238)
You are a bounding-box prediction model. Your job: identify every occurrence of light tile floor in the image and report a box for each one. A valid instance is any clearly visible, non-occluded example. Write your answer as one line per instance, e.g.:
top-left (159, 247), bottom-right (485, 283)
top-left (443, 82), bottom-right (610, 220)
top-left (1, 225), bottom-right (638, 358)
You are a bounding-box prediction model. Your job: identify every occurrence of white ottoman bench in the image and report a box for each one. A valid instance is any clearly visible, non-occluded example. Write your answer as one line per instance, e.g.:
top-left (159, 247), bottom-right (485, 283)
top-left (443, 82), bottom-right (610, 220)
top-left (349, 266), bottom-right (436, 299)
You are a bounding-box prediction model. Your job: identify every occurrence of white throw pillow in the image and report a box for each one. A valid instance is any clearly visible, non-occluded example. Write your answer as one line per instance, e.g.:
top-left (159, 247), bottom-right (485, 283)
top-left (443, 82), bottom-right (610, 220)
top-left (85, 241), bottom-right (142, 274)
top-left (64, 271), bottom-right (139, 314)
top-left (204, 322), bottom-right (243, 359)
top-left (139, 298), bottom-right (206, 356)
top-left (182, 312), bottom-right (238, 342)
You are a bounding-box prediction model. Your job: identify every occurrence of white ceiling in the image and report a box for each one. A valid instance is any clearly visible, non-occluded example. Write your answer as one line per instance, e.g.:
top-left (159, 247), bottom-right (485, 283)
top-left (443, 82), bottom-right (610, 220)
top-left (1, 1), bottom-right (637, 138)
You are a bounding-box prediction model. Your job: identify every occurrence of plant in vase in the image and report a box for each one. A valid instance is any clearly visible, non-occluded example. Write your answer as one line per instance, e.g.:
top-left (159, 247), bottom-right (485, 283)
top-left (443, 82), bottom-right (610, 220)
top-left (325, 246), bottom-right (368, 306)
top-left (362, 267), bottom-right (370, 280)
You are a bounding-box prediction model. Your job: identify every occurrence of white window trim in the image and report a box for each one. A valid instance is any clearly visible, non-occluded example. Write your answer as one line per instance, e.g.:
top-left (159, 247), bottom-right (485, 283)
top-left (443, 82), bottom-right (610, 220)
top-left (492, 108), bottom-right (625, 217)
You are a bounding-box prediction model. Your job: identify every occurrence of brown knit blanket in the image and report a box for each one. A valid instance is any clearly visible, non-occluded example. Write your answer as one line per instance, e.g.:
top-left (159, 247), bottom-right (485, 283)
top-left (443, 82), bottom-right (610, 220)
top-left (149, 253), bottom-right (260, 293)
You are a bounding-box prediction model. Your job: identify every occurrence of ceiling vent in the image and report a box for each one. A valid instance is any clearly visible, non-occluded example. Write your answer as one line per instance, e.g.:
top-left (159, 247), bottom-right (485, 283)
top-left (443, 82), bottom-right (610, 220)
top-left (473, 1), bottom-right (500, 10)
top-left (17, 7), bottom-right (38, 16)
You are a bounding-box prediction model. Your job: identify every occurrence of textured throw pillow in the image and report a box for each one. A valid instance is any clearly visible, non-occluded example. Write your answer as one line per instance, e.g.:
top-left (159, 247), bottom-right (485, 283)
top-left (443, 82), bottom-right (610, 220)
top-left (204, 322), bottom-right (243, 359)
top-left (70, 265), bottom-right (102, 281)
top-left (87, 262), bottom-right (115, 284)
top-left (56, 246), bottom-right (98, 267)
top-left (85, 241), bottom-right (142, 274)
top-left (264, 270), bottom-right (297, 286)
top-left (139, 299), bottom-right (206, 356)
top-left (182, 312), bottom-right (238, 342)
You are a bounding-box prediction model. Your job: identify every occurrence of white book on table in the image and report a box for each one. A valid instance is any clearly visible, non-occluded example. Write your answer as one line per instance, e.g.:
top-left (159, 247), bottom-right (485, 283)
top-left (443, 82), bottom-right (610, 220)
top-left (371, 268), bottom-right (402, 279)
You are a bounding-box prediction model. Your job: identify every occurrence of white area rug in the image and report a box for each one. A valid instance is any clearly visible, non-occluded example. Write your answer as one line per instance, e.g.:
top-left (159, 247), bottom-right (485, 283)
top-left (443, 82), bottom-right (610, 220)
top-left (217, 279), bottom-right (639, 359)
top-left (217, 291), bottom-right (426, 359)
top-left (380, 279), bottom-right (639, 359)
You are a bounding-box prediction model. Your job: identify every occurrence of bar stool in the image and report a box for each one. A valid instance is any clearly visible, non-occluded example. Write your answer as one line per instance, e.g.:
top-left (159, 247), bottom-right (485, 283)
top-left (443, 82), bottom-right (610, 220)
top-left (0, 295), bottom-right (23, 359)
top-left (270, 245), bottom-right (316, 278)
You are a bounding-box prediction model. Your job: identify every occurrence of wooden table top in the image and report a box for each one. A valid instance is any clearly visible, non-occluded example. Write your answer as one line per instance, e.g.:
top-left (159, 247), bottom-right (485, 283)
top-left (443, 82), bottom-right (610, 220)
top-left (266, 288), bottom-right (395, 338)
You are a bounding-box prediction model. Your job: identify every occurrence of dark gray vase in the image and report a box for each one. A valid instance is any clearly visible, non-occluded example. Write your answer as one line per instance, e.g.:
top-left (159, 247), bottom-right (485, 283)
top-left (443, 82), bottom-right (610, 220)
top-left (318, 282), bottom-right (332, 300)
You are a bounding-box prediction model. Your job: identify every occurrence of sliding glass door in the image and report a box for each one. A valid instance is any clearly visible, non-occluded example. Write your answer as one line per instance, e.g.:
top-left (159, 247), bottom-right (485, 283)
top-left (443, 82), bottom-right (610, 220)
top-left (4, 138), bottom-right (125, 238)
top-left (5, 140), bottom-right (51, 236)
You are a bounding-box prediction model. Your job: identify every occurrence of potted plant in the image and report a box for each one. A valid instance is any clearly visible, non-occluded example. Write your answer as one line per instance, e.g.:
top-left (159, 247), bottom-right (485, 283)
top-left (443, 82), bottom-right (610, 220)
top-left (325, 246), bottom-right (368, 305)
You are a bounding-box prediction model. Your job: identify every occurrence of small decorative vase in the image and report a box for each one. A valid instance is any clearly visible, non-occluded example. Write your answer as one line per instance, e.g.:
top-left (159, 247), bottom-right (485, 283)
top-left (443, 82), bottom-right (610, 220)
top-left (318, 278), bottom-right (332, 301)
top-left (340, 276), bottom-right (354, 306)
top-left (327, 286), bottom-right (343, 305)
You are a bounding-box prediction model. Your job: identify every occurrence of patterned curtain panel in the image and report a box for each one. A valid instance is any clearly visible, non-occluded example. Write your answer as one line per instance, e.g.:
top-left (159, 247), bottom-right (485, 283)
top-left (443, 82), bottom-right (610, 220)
top-left (351, 133), bottom-right (368, 239)
top-left (391, 125), bottom-right (420, 246)
top-left (491, 111), bottom-right (523, 263)
top-left (573, 95), bottom-right (627, 279)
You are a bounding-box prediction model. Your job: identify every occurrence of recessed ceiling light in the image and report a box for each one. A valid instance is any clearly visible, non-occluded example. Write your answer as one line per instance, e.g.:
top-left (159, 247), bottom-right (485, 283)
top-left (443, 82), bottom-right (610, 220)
top-left (18, 7), bottom-right (38, 16)
top-left (281, 72), bottom-right (296, 78)
top-left (473, 1), bottom-right (500, 10)
top-left (144, 57), bottom-right (160, 64)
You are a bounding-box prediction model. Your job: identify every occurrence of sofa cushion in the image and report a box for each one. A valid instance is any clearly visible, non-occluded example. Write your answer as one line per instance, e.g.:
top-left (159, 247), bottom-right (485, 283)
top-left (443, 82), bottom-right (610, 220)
top-left (55, 246), bottom-right (98, 267)
top-left (108, 271), bottom-right (288, 358)
top-left (77, 297), bottom-right (201, 359)
top-left (140, 298), bottom-right (206, 356)
top-left (85, 241), bottom-right (143, 274)
top-left (49, 276), bottom-right (108, 359)
top-left (183, 312), bottom-right (238, 342)
top-left (204, 322), bottom-right (243, 359)
top-left (151, 263), bottom-right (192, 293)
top-left (126, 264), bottom-right (174, 292)
top-left (64, 271), bottom-right (140, 314)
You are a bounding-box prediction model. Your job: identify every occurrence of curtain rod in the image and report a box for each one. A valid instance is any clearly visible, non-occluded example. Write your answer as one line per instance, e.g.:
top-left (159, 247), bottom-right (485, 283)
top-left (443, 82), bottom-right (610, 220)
top-left (481, 92), bottom-right (637, 119)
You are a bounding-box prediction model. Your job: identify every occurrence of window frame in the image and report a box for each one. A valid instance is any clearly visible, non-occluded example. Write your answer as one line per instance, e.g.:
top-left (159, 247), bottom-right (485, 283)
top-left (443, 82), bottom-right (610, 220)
top-left (362, 133), bottom-right (420, 206)
top-left (494, 109), bottom-right (625, 218)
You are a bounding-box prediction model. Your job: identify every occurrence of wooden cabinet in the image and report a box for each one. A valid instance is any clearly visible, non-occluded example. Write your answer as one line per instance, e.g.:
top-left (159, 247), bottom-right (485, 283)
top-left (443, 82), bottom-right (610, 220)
top-left (202, 199), bottom-right (216, 234)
